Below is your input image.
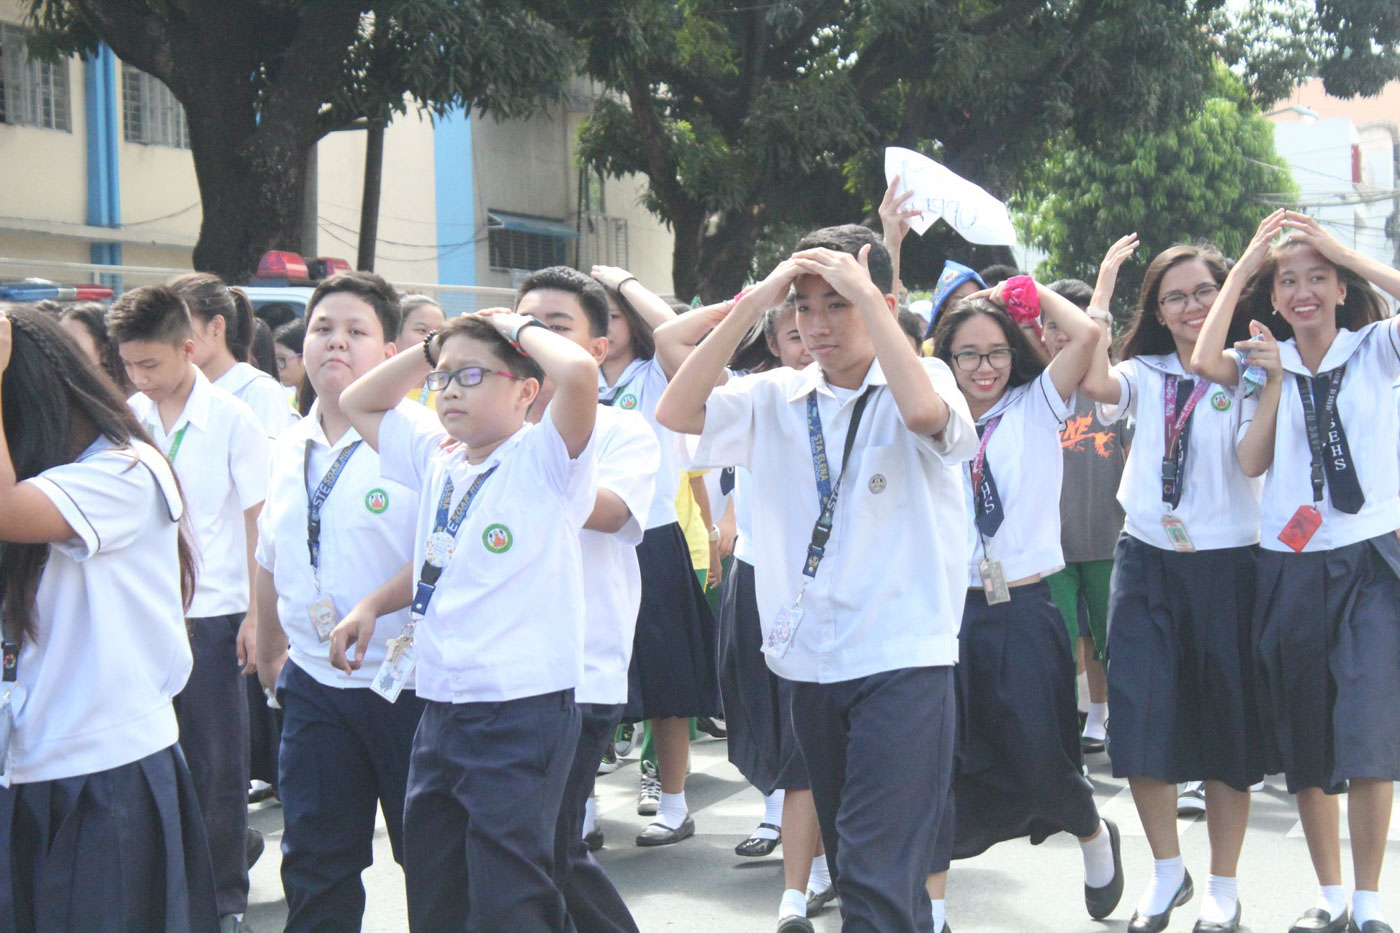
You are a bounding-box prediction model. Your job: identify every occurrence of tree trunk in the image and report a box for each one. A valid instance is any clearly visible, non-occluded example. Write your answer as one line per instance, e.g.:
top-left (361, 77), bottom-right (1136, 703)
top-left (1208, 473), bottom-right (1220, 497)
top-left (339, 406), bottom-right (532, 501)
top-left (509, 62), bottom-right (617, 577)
top-left (668, 203), bottom-right (706, 303)
top-left (358, 119), bottom-right (386, 272)
top-left (694, 207), bottom-right (762, 303)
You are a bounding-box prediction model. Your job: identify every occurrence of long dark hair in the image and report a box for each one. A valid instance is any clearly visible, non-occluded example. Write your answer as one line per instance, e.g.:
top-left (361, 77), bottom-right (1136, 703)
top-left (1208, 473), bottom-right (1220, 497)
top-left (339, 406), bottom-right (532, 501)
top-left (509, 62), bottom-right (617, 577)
top-left (54, 300), bottom-right (133, 393)
top-left (169, 272), bottom-right (255, 362)
top-left (1238, 238), bottom-right (1388, 341)
top-left (606, 289), bottom-right (655, 361)
top-left (930, 298), bottom-right (1046, 391)
top-left (0, 306), bottom-right (197, 641)
top-left (1119, 244), bottom-right (1246, 359)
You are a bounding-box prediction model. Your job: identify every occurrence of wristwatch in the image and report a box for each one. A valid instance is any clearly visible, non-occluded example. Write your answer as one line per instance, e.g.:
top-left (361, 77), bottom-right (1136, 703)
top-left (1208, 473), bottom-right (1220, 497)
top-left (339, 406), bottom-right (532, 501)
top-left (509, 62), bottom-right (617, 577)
top-left (709, 525), bottom-right (721, 543)
top-left (509, 316), bottom-right (548, 351)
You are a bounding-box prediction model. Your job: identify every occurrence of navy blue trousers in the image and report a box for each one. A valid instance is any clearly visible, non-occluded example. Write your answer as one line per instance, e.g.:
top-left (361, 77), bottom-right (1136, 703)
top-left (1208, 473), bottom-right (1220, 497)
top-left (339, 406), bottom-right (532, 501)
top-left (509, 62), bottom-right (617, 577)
top-left (276, 660), bottom-right (426, 931)
top-left (174, 613), bottom-right (250, 918)
top-left (404, 690), bottom-right (581, 932)
top-left (789, 666), bottom-right (955, 933)
top-left (555, 703), bottom-right (639, 933)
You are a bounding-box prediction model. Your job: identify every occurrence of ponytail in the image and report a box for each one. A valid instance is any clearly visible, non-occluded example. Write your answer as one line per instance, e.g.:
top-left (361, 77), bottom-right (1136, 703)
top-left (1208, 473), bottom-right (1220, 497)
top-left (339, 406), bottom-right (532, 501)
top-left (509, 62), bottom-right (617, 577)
top-left (168, 272), bottom-right (254, 362)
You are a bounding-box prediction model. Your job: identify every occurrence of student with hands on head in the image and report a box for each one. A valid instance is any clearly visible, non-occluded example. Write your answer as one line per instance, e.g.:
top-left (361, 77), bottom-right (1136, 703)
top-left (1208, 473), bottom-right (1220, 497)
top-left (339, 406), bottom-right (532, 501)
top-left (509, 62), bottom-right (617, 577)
top-left (659, 224), bottom-right (976, 933)
top-left (1191, 210), bottom-right (1400, 933)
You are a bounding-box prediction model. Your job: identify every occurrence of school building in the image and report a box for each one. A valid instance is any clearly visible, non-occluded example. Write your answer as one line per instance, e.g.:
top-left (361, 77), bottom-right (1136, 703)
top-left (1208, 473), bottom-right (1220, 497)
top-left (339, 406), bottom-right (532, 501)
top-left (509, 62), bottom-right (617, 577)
top-left (0, 2), bottom-right (675, 303)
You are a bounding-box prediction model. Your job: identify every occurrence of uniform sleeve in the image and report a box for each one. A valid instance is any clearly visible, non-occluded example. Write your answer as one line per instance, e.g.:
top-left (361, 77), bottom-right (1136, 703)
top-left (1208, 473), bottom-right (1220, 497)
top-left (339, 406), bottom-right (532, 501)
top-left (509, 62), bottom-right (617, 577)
top-left (227, 402), bottom-right (271, 510)
top-left (378, 405), bottom-right (447, 492)
top-left (28, 450), bottom-right (171, 561)
top-left (1096, 360), bottom-right (1137, 425)
top-left (1029, 367), bottom-right (1074, 429)
top-left (523, 415), bottom-right (598, 522)
top-left (920, 358), bottom-right (977, 464)
top-left (247, 378), bottom-right (297, 437)
top-left (598, 414), bottom-right (660, 548)
top-left (254, 440), bottom-right (287, 572)
top-left (689, 373), bottom-right (761, 471)
top-left (1237, 388), bottom-right (1259, 447)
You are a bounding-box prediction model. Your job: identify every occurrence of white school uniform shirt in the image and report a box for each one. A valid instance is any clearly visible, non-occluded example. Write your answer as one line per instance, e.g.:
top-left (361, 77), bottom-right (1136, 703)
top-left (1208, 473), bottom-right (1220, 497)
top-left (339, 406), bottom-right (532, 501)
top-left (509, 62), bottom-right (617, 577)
top-left (255, 401), bottom-right (429, 688)
top-left (690, 358), bottom-right (978, 683)
top-left (1097, 353), bottom-right (1261, 551)
top-left (600, 358), bottom-right (681, 528)
top-left (5, 438), bottom-right (191, 785)
top-left (129, 368), bottom-right (270, 617)
top-left (378, 407), bottom-right (597, 703)
top-left (1248, 320), bottom-right (1400, 552)
top-left (216, 360), bottom-right (298, 437)
top-left (964, 369), bottom-right (1072, 587)
top-left (577, 405), bottom-right (660, 705)
top-left (732, 466), bottom-right (756, 565)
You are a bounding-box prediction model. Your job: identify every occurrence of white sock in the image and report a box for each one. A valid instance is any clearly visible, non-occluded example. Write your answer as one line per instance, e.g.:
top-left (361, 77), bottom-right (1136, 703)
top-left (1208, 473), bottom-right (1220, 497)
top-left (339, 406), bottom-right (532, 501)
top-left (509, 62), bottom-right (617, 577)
top-left (582, 796), bottom-right (598, 838)
top-left (1083, 702), bottom-right (1109, 741)
top-left (760, 789), bottom-right (785, 829)
top-left (779, 888), bottom-right (807, 919)
top-left (930, 898), bottom-right (947, 931)
top-left (1081, 820), bottom-right (1116, 888)
top-left (656, 791), bottom-right (688, 829)
top-left (1198, 874), bottom-right (1238, 924)
top-left (807, 853), bottom-right (832, 894)
top-left (1135, 856), bottom-right (1186, 916)
top-left (1353, 890), bottom-right (1385, 927)
top-left (1316, 884), bottom-right (1348, 919)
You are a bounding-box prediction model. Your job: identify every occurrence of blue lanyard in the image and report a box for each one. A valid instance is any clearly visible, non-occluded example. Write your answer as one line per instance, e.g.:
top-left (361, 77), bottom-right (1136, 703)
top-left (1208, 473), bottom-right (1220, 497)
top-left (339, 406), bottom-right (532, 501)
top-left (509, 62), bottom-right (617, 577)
top-left (409, 466), bottom-right (498, 617)
top-left (305, 440), bottom-right (361, 581)
top-left (801, 386), bottom-right (878, 578)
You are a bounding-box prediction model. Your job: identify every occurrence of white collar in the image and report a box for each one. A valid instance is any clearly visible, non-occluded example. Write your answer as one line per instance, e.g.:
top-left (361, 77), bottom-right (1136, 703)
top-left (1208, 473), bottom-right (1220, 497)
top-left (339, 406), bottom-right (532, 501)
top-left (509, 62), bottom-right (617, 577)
top-left (1279, 326), bottom-right (1370, 376)
top-left (784, 359), bottom-right (888, 404)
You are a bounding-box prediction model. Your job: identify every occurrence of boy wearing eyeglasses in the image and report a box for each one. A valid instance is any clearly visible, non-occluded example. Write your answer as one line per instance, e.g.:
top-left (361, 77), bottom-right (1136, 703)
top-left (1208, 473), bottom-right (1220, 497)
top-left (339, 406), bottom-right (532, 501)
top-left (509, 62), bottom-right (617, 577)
top-left (253, 272), bottom-right (432, 930)
top-left (335, 308), bottom-right (598, 932)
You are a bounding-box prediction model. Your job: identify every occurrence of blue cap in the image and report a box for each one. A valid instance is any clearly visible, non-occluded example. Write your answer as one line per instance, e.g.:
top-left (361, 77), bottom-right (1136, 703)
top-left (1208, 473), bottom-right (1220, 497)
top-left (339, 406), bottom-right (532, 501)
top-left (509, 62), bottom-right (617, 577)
top-left (923, 261), bottom-right (986, 339)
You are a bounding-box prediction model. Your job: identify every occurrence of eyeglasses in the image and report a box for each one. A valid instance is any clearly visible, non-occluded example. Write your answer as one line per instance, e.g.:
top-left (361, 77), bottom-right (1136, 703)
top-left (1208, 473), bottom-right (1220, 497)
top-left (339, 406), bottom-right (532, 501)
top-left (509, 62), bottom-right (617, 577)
top-left (951, 348), bottom-right (1014, 372)
top-left (424, 365), bottom-right (523, 390)
top-left (275, 353), bottom-right (300, 371)
top-left (1158, 284), bottom-right (1219, 313)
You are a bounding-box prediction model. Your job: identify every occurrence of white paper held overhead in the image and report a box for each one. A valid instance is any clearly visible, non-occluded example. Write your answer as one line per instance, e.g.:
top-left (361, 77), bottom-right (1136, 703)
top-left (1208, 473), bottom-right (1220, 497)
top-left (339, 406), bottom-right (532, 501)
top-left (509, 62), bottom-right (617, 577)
top-left (884, 146), bottom-right (1018, 246)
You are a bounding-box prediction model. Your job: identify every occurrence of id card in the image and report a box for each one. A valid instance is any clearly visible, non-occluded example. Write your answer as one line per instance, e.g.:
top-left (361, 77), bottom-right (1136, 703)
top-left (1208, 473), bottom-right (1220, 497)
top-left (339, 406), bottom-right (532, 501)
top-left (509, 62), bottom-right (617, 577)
top-left (1160, 513), bottom-right (1196, 553)
top-left (308, 595), bottom-right (339, 643)
top-left (370, 636), bottom-right (416, 703)
top-left (762, 601), bottom-right (804, 659)
top-left (0, 681), bottom-right (28, 779)
top-left (979, 557), bottom-right (1011, 605)
top-left (1278, 505), bottom-right (1323, 553)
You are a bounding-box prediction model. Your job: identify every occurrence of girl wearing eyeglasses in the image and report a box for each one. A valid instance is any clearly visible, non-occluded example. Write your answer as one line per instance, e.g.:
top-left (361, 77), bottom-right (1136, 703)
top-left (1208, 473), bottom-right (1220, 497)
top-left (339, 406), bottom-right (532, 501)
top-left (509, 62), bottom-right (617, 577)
top-left (924, 278), bottom-right (1123, 933)
top-left (1076, 242), bottom-right (1265, 933)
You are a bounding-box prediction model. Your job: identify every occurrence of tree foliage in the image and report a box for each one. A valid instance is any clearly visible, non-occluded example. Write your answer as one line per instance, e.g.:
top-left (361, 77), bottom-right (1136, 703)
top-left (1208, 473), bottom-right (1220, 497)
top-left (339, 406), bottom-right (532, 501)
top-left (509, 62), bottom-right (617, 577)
top-left (1015, 68), bottom-right (1298, 316)
top-left (25, 0), bottom-right (576, 281)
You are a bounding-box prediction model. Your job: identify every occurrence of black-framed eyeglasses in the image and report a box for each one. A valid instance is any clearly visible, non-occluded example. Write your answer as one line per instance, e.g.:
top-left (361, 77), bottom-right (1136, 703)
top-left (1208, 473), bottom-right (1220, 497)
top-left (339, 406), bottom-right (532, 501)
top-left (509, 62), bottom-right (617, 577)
top-left (424, 365), bottom-right (523, 390)
top-left (1159, 284), bottom-right (1219, 313)
top-left (951, 348), bottom-right (1014, 372)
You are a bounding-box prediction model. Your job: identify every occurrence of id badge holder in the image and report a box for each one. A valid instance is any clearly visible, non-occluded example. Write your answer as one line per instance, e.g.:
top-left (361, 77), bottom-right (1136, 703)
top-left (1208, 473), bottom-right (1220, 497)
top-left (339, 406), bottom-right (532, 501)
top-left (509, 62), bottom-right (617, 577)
top-left (370, 636), bottom-right (417, 703)
top-left (979, 557), bottom-right (1011, 605)
top-left (1278, 505), bottom-right (1323, 553)
top-left (763, 596), bottom-right (805, 659)
top-left (1160, 513), bottom-right (1196, 553)
top-left (0, 681), bottom-right (29, 778)
top-left (308, 595), bottom-right (339, 643)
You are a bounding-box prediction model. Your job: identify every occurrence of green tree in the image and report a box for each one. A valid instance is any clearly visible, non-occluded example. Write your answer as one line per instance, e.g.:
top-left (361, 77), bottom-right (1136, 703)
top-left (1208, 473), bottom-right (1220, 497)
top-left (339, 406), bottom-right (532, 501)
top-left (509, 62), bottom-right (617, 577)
top-left (1015, 69), bottom-right (1298, 315)
top-left (25, 0), bottom-right (575, 282)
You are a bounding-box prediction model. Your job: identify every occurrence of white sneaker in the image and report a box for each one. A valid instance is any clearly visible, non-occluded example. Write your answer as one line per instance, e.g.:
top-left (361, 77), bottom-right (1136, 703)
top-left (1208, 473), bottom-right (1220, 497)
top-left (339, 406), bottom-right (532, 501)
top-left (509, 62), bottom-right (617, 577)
top-left (637, 760), bottom-right (660, 816)
top-left (1177, 781), bottom-right (1206, 817)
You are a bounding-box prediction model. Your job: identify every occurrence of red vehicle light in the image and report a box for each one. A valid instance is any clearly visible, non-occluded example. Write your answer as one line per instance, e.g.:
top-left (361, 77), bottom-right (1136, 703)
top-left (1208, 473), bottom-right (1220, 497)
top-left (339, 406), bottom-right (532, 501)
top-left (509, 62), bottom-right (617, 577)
top-left (256, 251), bottom-right (309, 282)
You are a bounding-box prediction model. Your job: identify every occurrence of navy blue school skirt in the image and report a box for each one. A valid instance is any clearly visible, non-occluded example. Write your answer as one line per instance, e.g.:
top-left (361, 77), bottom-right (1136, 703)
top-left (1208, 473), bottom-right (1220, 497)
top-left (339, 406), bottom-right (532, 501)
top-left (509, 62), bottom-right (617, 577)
top-left (951, 582), bottom-right (1100, 860)
top-left (1254, 533), bottom-right (1400, 794)
top-left (0, 744), bottom-right (219, 933)
top-left (717, 558), bottom-right (809, 795)
top-left (1106, 534), bottom-right (1265, 790)
top-left (623, 522), bottom-right (722, 722)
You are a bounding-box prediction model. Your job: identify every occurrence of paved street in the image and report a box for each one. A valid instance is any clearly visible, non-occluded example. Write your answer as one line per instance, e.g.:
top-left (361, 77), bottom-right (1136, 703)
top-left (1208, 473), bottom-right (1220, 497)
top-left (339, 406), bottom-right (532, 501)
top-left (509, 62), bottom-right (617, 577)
top-left (247, 732), bottom-right (1400, 932)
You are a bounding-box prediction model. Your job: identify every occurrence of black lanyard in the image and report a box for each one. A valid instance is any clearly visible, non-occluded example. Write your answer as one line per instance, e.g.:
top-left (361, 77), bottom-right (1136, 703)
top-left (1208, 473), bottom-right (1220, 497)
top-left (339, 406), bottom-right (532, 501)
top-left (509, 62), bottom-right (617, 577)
top-left (304, 440), bottom-right (361, 582)
top-left (408, 466), bottom-right (498, 617)
top-left (802, 385), bottom-right (879, 578)
top-left (1296, 365), bottom-right (1345, 506)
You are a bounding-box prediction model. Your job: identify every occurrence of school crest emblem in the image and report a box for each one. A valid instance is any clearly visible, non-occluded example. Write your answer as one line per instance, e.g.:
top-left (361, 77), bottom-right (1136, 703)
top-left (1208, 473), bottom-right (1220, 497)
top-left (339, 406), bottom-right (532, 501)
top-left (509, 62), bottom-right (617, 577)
top-left (868, 473), bottom-right (887, 494)
top-left (482, 523), bottom-right (513, 553)
top-left (619, 394), bottom-right (638, 410)
top-left (364, 488), bottom-right (389, 513)
top-left (1210, 391), bottom-right (1231, 412)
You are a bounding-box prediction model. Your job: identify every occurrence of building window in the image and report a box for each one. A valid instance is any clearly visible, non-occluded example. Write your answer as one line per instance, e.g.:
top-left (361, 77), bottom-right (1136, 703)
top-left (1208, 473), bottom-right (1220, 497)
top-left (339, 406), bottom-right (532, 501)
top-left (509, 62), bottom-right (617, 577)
top-left (0, 23), bottom-right (72, 131)
top-left (122, 63), bottom-right (189, 148)
top-left (487, 211), bottom-right (577, 272)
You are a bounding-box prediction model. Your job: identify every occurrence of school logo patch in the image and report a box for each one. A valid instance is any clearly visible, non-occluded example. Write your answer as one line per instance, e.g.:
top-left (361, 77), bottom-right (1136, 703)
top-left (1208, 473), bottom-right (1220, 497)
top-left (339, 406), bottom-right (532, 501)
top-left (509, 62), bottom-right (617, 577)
top-left (618, 394), bottom-right (639, 410)
top-left (1210, 391), bottom-right (1231, 412)
top-left (364, 488), bottom-right (389, 513)
top-left (482, 523), bottom-right (513, 554)
top-left (868, 473), bottom-right (887, 494)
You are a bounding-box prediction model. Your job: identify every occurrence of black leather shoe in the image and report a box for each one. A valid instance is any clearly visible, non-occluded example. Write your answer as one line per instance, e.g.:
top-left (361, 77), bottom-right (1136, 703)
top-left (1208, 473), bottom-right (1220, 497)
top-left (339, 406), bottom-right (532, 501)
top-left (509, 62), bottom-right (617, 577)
top-left (806, 886), bottom-right (836, 917)
top-left (735, 824), bottom-right (782, 857)
top-left (1350, 919), bottom-right (1396, 933)
top-left (1084, 818), bottom-right (1124, 919)
top-left (245, 827), bottom-right (265, 870)
top-left (777, 917), bottom-right (814, 933)
top-left (584, 827), bottom-right (604, 851)
top-left (636, 815), bottom-right (695, 846)
top-left (1292, 908), bottom-right (1350, 933)
top-left (697, 716), bottom-right (727, 738)
top-left (1127, 870), bottom-right (1193, 933)
top-left (1081, 734), bottom-right (1106, 754)
top-left (1193, 903), bottom-right (1242, 933)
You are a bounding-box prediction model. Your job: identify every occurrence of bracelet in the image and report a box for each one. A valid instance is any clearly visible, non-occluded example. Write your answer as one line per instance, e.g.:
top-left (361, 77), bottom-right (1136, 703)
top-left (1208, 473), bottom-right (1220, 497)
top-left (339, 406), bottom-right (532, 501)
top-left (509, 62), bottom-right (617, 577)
top-left (422, 330), bottom-right (438, 367)
top-left (508, 317), bottom-right (548, 355)
top-left (1002, 275), bottom-right (1041, 324)
top-left (1086, 306), bottom-right (1113, 324)
top-left (708, 525), bottom-right (721, 543)
top-left (616, 276), bottom-right (639, 292)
